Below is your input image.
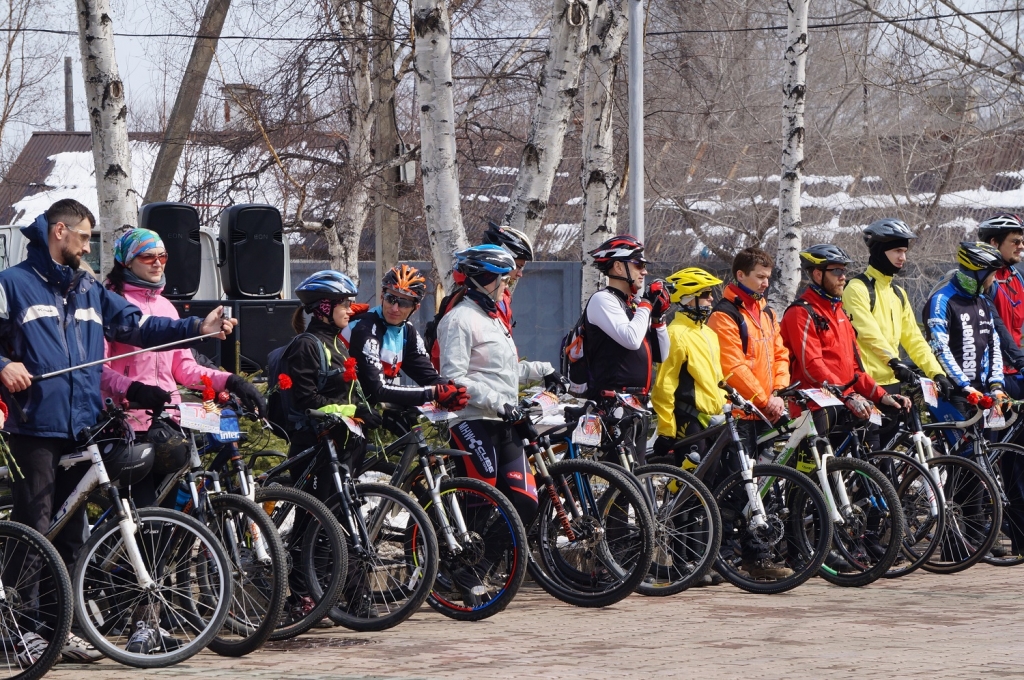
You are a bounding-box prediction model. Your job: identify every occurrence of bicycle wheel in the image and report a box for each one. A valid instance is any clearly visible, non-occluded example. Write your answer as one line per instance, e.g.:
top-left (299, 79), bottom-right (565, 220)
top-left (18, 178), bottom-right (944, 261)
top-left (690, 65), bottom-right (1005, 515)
top-left (715, 463), bottom-right (832, 594)
top-left (0, 521), bottom-right (73, 680)
top-left (528, 459), bottom-right (655, 608)
top-left (920, 455), bottom-right (1001, 574)
top-left (978, 443), bottom-right (1024, 566)
top-left (327, 482), bottom-right (439, 632)
top-left (864, 450), bottom-right (944, 578)
top-left (817, 457), bottom-right (904, 587)
top-left (73, 507), bottom-right (233, 668)
top-left (419, 478), bottom-right (527, 621)
top-left (205, 494), bottom-right (287, 657)
top-left (632, 464), bottom-right (722, 596)
top-left (254, 486), bottom-right (347, 641)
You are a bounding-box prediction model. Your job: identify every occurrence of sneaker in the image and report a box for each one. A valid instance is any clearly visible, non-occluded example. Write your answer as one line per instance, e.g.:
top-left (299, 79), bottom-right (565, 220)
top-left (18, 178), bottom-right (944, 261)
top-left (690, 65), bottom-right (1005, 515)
top-left (824, 550), bottom-right (855, 573)
top-left (989, 542), bottom-right (1009, 558)
top-left (707, 569), bottom-right (725, 586)
top-left (60, 632), bottom-right (103, 663)
top-left (450, 567), bottom-right (489, 605)
top-left (690, 574), bottom-right (714, 587)
top-left (16, 631), bottom-right (48, 665)
top-left (741, 559), bottom-right (795, 580)
top-left (125, 621), bottom-right (161, 655)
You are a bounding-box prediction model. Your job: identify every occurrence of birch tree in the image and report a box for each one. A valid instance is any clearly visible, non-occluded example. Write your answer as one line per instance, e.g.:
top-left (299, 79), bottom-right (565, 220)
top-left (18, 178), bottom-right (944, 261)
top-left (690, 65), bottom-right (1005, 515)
top-left (772, 0), bottom-right (809, 308)
top-left (580, 0), bottom-right (628, 303)
top-left (502, 0), bottom-right (595, 240)
top-left (75, 0), bottom-right (136, 272)
top-left (413, 0), bottom-right (468, 291)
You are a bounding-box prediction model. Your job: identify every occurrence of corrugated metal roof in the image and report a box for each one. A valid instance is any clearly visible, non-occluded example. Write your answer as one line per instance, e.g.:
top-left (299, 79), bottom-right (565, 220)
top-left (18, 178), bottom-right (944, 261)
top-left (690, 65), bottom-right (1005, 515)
top-left (0, 132), bottom-right (93, 224)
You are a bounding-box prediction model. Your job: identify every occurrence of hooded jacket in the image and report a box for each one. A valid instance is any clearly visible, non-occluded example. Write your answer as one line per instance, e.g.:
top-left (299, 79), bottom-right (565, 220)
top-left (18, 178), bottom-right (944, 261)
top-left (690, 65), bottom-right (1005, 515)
top-left (437, 297), bottom-right (551, 422)
top-left (843, 265), bottom-right (946, 385)
top-left (0, 215), bottom-right (203, 438)
top-left (101, 281), bottom-right (232, 431)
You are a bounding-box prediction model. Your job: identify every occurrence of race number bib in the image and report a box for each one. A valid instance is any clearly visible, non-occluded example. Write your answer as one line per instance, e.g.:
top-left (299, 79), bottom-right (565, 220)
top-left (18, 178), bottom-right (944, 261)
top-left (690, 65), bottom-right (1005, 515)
top-left (799, 389), bottom-right (844, 408)
top-left (572, 414), bottom-right (602, 446)
top-left (177, 402), bottom-right (222, 434)
top-left (919, 378), bottom-right (939, 408)
top-left (416, 402), bottom-right (455, 423)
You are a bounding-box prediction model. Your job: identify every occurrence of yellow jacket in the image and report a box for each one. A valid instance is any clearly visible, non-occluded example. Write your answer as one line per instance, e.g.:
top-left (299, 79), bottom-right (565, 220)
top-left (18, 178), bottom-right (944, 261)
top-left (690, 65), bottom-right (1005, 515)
top-left (652, 312), bottom-right (726, 437)
top-left (842, 265), bottom-right (945, 385)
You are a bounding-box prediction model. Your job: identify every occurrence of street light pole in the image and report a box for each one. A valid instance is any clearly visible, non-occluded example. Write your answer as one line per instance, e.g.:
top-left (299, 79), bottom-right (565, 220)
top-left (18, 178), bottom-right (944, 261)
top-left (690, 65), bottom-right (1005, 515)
top-left (628, 0), bottom-right (644, 242)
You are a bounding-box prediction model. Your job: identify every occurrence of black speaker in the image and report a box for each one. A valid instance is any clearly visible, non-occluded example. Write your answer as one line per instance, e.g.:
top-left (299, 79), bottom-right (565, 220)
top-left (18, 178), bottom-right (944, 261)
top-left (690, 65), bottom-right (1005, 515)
top-left (219, 204), bottom-right (284, 299)
top-left (140, 202), bottom-right (201, 300)
top-left (221, 300), bottom-right (302, 374)
top-left (170, 300), bottom-right (224, 369)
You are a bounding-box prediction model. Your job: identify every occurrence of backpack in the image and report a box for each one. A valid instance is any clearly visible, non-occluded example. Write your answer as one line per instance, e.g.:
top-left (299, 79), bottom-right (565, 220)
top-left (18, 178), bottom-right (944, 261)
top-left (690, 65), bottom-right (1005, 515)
top-left (560, 308), bottom-right (590, 395)
top-left (265, 333), bottom-right (336, 433)
top-left (709, 296), bottom-right (776, 354)
top-left (785, 298), bottom-right (831, 332)
top-left (424, 288), bottom-right (467, 371)
top-left (852, 272), bottom-right (910, 313)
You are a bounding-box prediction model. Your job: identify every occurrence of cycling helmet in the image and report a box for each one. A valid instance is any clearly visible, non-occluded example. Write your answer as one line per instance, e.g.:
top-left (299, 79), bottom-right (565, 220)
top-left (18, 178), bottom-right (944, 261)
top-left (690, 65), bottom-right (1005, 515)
top-left (100, 439), bottom-right (155, 487)
top-left (800, 244), bottom-right (853, 270)
top-left (957, 241), bottom-right (1005, 272)
top-left (382, 264), bottom-right (427, 301)
top-left (666, 267), bottom-right (723, 303)
top-left (453, 244), bottom-right (516, 279)
top-left (147, 418), bottom-right (190, 476)
top-left (483, 222), bottom-right (534, 262)
top-left (862, 218), bottom-right (917, 247)
top-left (977, 213), bottom-right (1024, 244)
top-left (294, 270), bottom-right (358, 306)
top-left (589, 234), bottom-right (646, 270)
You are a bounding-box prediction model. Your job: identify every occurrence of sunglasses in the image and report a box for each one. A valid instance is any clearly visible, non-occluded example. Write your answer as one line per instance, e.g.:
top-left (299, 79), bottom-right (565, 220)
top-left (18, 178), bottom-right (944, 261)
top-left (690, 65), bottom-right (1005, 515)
top-left (698, 290), bottom-right (714, 299)
top-left (825, 267), bottom-right (847, 278)
top-left (383, 292), bottom-right (417, 309)
top-left (135, 252), bottom-right (168, 265)
top-left (335, 299), bottom-right (353, 309)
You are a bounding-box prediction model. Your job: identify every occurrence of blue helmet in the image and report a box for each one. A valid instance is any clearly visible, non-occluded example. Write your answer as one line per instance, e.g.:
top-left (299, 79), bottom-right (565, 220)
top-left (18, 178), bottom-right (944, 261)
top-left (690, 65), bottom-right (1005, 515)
top-left (453, 244), bottom-right (516, 278)
top-left (294, 270), bottom-right (358, 306)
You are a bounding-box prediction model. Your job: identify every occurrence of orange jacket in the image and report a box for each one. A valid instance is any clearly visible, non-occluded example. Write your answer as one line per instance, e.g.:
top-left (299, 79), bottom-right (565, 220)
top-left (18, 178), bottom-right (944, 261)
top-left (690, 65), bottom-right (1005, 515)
top-left (708, 284), bottom-right (790, 416)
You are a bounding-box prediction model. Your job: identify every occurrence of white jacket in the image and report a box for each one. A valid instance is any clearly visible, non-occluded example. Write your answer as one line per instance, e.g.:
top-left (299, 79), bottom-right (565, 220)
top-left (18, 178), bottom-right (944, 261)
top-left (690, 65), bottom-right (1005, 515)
top-left (438, 298), bottom-right (552, 422)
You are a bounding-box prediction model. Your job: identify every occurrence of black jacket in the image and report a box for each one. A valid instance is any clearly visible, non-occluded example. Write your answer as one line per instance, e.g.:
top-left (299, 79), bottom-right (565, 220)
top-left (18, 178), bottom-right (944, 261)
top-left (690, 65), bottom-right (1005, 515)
top-left (345, 309), bottom-right (441, 406)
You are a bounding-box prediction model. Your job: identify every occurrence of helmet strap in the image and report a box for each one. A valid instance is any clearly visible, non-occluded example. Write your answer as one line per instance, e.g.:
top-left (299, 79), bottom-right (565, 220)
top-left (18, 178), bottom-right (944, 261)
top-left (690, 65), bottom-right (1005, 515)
top-left (608, 262), bottom-right (641, 294)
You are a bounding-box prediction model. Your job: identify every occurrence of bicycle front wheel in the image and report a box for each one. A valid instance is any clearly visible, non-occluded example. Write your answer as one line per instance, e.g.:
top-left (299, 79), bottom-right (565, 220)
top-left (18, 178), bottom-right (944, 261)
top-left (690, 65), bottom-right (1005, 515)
top-left (327, 483), bottom-right (439, 632)
top-left (0, 520), bottom-right (73, 680)
top-left (980, 443), bottom-right (1024, 566)
top-left (920, 455), bottom-right (1001, 574)
top-left (715, 463), bottom-right (832, 594)
top-left (632, 464), bottom-right (722, 596)
top-left (73, 507), bottom-right (233, 668)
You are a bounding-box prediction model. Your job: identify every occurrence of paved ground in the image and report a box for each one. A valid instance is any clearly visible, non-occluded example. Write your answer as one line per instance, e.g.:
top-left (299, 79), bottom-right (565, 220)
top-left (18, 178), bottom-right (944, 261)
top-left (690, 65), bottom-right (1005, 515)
top-left (47, 566), bottom-right (1023, 679)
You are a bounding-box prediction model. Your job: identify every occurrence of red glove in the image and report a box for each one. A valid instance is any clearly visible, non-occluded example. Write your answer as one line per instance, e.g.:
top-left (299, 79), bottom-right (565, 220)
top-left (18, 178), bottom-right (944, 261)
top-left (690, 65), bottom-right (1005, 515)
top-left (435, 381), bottom-right (469, 411)
top-left (643, 280), bottom-right (672, 319)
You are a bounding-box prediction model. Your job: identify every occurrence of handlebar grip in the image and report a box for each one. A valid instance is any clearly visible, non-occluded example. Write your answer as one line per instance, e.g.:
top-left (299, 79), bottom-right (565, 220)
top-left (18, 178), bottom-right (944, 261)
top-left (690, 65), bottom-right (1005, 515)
top-left (305, 409), bottom-right (330, 419)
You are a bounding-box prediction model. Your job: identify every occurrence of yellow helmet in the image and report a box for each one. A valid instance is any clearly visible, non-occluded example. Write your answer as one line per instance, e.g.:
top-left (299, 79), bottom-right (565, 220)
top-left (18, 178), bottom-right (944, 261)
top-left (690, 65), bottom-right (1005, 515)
top-left (665, 267), bottom-right (723, 303)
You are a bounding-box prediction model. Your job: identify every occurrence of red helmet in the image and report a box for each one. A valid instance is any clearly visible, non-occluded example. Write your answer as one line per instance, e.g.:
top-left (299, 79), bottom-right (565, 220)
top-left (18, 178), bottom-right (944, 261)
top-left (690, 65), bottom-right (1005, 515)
top-left (588, 234), bottom-right (646, 270)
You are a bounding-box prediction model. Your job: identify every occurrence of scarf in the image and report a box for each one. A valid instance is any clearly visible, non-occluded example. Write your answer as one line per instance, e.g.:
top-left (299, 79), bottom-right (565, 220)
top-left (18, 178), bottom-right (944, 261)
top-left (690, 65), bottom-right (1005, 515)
top-left (123, 269), bottom-right (165, 291)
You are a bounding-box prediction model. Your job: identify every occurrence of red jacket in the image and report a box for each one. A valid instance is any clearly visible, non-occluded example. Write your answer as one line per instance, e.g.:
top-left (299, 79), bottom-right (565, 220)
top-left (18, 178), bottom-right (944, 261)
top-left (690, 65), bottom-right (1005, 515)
top-left (781, 286), bottom-right (886, 403)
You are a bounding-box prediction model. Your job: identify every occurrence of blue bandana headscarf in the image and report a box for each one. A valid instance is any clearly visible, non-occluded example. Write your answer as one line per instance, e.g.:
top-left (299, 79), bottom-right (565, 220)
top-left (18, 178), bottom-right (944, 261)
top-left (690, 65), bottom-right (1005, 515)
top-left (114, 228), bottom-right (164, 265)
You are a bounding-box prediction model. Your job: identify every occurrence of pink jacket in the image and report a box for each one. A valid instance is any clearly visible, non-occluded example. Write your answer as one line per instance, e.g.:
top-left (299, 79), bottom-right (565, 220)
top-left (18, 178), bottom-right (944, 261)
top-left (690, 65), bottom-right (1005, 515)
top-left (101, 282), bottom-right (231, 431)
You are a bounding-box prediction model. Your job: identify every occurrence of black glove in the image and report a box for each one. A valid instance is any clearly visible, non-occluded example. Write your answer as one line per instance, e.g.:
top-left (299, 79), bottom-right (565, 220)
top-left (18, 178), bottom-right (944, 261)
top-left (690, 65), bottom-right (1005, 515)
top-left (652, 435), bottom-right (677, 460)
top-left (933, 374), bottom-right (954, 399)
top-left (543, 371), bottom-right (569, 395)
top-left (354, 403), bottom-right (383, 430)
top-left (500, 403), bottom-right (527, 424)
top-left (888, 359), bottom-right (918, 384)
top-left (642, 280), bottom-right (672, 320)
top-left (226, 374), bottom-right (268, 418)
top-left (126, 381), bottom-right (171, 411)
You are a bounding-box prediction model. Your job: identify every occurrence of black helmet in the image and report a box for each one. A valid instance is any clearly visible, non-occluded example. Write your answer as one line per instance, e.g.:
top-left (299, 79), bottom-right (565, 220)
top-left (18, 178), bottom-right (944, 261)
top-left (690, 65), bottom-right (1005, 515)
top-left (452, 245), bottom-right (516, 279)
top-left (99, 438), bottom-right (155, 487)
top-left (381, 264), bottom-right (427, 301)
top-left (863, 218), bottom-right (917, 247)
top-left (977, 213), bottom-right (1024, 244)
top-left (483, 222), bottom-right (534, 261)
top-left (294, 270), bottom-right (358, 306)
top-left (957, 241), bottom-right (1005, 273)
top-left (147, 419), bottom-right (190, 476)
top-left (799, 244), bottom-right (853, 270)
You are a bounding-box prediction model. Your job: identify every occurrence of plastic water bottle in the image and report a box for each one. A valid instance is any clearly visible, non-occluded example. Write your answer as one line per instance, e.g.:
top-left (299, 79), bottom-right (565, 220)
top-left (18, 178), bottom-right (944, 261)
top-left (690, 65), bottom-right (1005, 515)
top-left (682, 447), bottom-right (701, 472)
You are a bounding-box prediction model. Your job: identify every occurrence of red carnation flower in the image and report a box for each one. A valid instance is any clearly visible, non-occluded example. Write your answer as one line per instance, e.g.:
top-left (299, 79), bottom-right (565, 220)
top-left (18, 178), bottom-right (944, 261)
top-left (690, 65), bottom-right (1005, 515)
top-left (202, 387), bottom-right (216, 402)
top-left (343, 357), bottom-right (358, 382)
top-left (278, 374), bottom-right (293, 390)
top-left (201, 375), bottom-right (213, 388)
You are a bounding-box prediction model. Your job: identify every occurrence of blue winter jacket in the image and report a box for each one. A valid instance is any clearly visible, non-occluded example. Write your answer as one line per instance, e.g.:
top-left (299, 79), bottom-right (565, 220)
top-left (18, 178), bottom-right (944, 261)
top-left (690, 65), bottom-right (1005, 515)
top-left (0, 215), bottom-right (204, 438)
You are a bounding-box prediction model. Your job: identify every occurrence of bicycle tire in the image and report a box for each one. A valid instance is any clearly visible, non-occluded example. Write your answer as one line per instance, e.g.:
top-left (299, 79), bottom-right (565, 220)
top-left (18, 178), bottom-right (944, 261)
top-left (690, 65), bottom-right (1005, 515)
top-left (919, 455), bottom-right (1001, 574)
top-left (0, 520), bottom-right (73, 680)
top-left (816, 457), bottom-right (905, 587)
top-left (974, 443), bottom-right (1024, 567)
top-left (862, 450), bottom-right (944, 578)
top-left (327, 482), bottom-right (439, 632)
top-left (205, 494), bottom-right (288, 657)
top-left (73, 507), bottom-right (233, 668)
top-left (527, 458), bottom-right (655, 608)
top-left (714, 463), bottom-right (832, 595)
top-left (633, 464), bottom-right (722, 596)
top-left (420, 478), bottom-right (527, 621)
top-left (254, 486), bottom-right (348, 641)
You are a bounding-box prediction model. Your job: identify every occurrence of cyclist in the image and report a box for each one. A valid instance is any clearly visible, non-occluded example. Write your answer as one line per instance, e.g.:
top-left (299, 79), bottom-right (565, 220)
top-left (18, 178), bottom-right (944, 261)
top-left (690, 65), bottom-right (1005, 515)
top-left (482, 221), bottom-right (534, 333)
top-left (0, 200), bottom-right (235, 662)
top-left (343, 264), bottom-right (469, 411)
top-left (650, 267), bottom-right (726, 464)
top-left (781, 244), bottom-right (911, 432)
top-left (100, 228), bottom-right (267, 507)
top-left (843, 218), bottom-right (952, 399)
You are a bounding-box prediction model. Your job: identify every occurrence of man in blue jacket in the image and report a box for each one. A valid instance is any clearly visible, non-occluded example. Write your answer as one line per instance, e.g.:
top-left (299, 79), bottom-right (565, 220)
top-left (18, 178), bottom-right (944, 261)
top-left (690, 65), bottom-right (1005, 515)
top-left (0, 199), bottom-right (235, 656)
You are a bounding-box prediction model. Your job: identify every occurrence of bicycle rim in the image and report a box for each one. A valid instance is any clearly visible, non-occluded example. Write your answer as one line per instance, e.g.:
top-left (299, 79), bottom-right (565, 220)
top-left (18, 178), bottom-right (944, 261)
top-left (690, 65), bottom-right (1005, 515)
top-left (921, 455), bottom-right (1001, 574)
top-left (977, 443), bottom-right (1024, 566)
